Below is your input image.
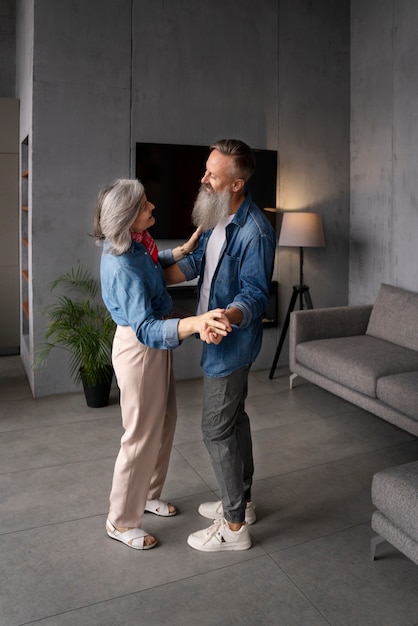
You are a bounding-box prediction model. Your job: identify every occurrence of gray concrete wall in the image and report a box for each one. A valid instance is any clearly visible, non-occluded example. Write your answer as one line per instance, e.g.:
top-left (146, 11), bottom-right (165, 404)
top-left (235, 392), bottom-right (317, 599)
top-left (14, 0), bottom-right (350, 395)
top-left (16, 0), bottom-right (281, 395)
top-left (131, 0), bottom-right (280, 378)
top-left (276, 0), bottom-right (350, 364)
top-left (350, 0), bottom-right (418, 302)
top-left (16, 0), bottom-right (33, 137)
top-left (130, 0), bottom-right (279, 150)
top-left (29, 0), bottom-right (132, 395)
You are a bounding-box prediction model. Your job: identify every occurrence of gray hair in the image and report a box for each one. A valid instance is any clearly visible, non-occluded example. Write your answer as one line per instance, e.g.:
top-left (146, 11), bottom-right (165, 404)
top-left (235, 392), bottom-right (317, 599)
top-left (93, 179), bottom-right (145, 255)
top-left (210, 139), bottom-right (256, 182)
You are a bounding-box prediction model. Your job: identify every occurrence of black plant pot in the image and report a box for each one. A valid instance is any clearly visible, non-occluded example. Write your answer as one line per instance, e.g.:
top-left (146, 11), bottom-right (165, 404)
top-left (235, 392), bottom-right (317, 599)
top-left (81, 367), bottom-right (113, 408)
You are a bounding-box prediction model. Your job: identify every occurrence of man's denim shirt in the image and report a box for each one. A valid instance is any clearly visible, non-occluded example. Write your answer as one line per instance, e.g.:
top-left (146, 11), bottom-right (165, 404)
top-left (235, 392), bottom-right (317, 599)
top-left (160, 192), bottom-right (276, 378)
top-left (100, 241), bottom-right (180, 349)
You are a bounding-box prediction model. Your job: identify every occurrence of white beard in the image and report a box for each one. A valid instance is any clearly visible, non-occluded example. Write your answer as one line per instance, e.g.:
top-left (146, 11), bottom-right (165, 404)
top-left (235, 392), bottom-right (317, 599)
top-left (191, 185), bottom-right (232, 231)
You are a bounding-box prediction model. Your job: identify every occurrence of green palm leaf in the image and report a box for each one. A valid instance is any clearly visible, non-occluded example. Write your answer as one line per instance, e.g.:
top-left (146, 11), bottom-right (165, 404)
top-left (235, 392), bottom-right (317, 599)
top-left (34, 264), bottom-right (116, 386)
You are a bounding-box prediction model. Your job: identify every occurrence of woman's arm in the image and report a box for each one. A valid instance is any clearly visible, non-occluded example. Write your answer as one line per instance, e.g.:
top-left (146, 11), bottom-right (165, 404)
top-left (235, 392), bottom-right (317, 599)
top-left (171, 226), bottom-right (202, 262)
top-left (162, 227), bottom-right (202, 284)
top-left (177, 308), bottom-right (231, 341)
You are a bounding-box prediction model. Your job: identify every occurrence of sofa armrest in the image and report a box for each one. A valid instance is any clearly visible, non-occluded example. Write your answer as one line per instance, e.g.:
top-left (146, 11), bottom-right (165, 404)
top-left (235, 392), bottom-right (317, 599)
top-left (289, 304), bottom-right (373, 360)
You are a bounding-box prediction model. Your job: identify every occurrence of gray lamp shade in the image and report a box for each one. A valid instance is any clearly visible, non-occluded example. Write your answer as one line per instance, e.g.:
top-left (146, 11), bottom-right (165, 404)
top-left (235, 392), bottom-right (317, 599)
top-left (279, 212), bottom-right (325, 248)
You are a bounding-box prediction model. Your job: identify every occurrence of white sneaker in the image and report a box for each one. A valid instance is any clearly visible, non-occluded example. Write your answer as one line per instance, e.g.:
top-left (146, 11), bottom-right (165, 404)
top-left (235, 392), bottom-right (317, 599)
top-left (187, 518), bottom-right (251, 552)
top-left (198, 500), bottom-right (256, 525)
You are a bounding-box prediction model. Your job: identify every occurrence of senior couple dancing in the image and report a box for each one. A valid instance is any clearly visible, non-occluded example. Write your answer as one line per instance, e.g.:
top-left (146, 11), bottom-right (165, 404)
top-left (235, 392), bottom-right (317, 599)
top-left (94, 139), bottom-right (276, 551)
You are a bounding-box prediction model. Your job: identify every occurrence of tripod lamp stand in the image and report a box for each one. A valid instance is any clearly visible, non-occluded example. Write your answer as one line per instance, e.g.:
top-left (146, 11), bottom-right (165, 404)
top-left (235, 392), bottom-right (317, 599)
top-left (269, 211), bottom-right (325, 379)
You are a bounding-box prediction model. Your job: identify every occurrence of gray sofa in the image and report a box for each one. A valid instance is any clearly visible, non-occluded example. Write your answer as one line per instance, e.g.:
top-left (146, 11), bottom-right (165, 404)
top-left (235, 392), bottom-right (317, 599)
top-left (289, 283), bottom-right (418, 437)
top-left (289, 283), bottom-right (418, 565)
top-left (371, 460), bottom-right (418, 565)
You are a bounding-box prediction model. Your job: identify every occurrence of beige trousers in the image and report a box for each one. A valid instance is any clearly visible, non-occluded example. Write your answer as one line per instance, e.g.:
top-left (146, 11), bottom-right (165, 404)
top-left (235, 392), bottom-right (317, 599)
top-left (108, 325), bottom-right (177, 528)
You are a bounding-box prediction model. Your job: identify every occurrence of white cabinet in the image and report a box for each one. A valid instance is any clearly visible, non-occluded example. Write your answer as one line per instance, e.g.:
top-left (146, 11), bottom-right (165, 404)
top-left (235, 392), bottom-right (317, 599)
top-left (0, 98), bottom-right (20, 355)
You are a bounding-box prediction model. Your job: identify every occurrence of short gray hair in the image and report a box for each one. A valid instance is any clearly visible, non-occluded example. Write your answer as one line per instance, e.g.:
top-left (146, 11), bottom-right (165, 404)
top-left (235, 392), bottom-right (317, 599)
top-left (210, 139), bottom-right (256, 182)
top-left (93, 179), bottom-right (145, 255)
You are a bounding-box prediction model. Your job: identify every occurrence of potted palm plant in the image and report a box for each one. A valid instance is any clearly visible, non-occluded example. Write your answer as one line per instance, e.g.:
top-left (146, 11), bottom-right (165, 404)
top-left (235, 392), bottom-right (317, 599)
top-left (35, 265), bottom-right (116, 407)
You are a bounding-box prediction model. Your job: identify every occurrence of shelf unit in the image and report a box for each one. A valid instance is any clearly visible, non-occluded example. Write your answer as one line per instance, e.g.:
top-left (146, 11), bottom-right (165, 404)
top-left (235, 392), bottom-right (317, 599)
top-left (0, 97), bottom-right (20, 355)
top-left (20, 137), bottom-right (29, 339)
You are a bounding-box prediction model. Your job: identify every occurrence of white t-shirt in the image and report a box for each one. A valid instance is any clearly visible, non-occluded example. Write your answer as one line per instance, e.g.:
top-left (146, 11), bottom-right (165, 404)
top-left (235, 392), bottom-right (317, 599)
top-left (197, 215), bottom-right (234, 314)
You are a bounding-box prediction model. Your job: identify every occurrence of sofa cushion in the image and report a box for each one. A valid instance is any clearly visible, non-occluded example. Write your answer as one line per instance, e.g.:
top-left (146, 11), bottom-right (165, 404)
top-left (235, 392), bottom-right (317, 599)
top-left (295, 335), bottom-right (418, 397)
top-left (376, 371), bottom-right (418, 419)
top-left (366, 283), bottom-right (418, 351)
top-left (372, 461), bottom-right (418, 541)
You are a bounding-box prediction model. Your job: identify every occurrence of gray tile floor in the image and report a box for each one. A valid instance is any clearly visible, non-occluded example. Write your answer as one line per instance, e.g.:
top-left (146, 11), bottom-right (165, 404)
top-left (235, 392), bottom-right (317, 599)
top-left (1, 355), bottom-right (417, 626)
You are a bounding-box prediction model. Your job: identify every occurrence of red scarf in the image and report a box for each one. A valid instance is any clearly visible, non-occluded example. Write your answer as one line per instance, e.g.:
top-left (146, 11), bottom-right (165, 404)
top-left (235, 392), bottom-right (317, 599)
top-left (131, 230), bottom-right (159, 263)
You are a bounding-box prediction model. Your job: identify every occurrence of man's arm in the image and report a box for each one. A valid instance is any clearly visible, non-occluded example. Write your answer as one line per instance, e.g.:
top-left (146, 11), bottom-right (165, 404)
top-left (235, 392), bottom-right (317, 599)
top-left (164, 263), bottom-right (187, 285)
top-left (224, 307), bottom-right (243, 326)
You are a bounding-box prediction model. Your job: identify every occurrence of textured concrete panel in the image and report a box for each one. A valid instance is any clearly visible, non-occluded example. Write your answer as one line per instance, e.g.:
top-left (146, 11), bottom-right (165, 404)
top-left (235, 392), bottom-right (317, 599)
top-left (350, 0), bottom-right (394, 304)
top-left (278, 0), bottom-right (350, 346)
top-left (350, 0), bottom-right (418, 303)
top-left (131, 0), bottom-right (279, 149)
top-left (13, 0), bottom-right (353, 392)
top-left (392, 0), bottom-right (418, 289)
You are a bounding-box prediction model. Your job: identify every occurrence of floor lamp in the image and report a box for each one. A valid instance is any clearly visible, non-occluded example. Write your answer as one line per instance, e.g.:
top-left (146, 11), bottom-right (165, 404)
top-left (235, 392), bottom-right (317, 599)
top-left (269, 211), bottom-right (325, 379)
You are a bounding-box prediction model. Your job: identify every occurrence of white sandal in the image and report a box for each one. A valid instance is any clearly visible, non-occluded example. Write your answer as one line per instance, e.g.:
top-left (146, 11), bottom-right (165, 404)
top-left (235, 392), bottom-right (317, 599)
top-left (145, 498), bottom-right (177, 517)
top-left (106, 519), bottom-right (158, 550)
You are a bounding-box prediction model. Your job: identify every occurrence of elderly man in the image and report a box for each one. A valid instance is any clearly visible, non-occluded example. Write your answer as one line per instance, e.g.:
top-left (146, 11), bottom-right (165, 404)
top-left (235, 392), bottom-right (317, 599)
top-left (163, 139), bottom-right (276, 551)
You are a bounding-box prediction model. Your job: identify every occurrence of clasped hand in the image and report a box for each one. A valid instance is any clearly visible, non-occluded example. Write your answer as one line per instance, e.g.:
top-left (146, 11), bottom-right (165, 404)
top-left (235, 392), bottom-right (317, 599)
top-left (198, 310), bottom-right (232, 345)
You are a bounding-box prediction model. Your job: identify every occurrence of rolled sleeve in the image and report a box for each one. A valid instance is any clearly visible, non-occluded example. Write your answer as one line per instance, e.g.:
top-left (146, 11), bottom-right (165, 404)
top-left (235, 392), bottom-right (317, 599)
top-left (161, 318), bottom-right (181, 348)
top-left (226, 301), bottom-right (252, 328)
top-left (176, 256), bottom-right (199, 281)
top-left (158, 248), bottom-right (175, 268)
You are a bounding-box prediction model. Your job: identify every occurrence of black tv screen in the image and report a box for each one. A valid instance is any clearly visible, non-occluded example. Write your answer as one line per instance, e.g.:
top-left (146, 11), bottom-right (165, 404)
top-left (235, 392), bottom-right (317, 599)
top-left (135, 142), bottom-right (277, 239)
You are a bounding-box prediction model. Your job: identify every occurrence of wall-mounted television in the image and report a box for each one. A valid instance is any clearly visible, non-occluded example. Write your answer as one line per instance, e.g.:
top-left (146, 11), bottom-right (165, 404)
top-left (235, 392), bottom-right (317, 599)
top-left (135, 142), bottom-right (277, 239)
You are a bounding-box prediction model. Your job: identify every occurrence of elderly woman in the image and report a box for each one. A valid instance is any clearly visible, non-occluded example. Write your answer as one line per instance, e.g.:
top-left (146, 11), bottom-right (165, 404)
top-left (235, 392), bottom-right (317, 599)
top-left (94, 178), bottom-right (230, 550)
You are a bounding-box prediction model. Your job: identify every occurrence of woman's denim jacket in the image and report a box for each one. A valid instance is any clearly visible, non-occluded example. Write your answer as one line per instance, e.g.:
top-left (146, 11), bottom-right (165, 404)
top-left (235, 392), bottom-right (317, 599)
top-left (160, 192), bottom-right (276, 378)
top-left (100, 241), bottom-right (180, 349)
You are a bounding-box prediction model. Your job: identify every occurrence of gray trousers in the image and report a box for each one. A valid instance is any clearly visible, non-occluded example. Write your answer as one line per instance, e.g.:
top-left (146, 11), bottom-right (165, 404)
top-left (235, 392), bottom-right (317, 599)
top-left (202, 365), bottom-right (254, 524)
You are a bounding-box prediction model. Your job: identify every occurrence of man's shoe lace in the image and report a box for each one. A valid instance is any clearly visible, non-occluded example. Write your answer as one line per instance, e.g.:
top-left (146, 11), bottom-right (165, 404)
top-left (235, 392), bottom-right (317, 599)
top-left (203, 519), bottom-right (225, 546)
